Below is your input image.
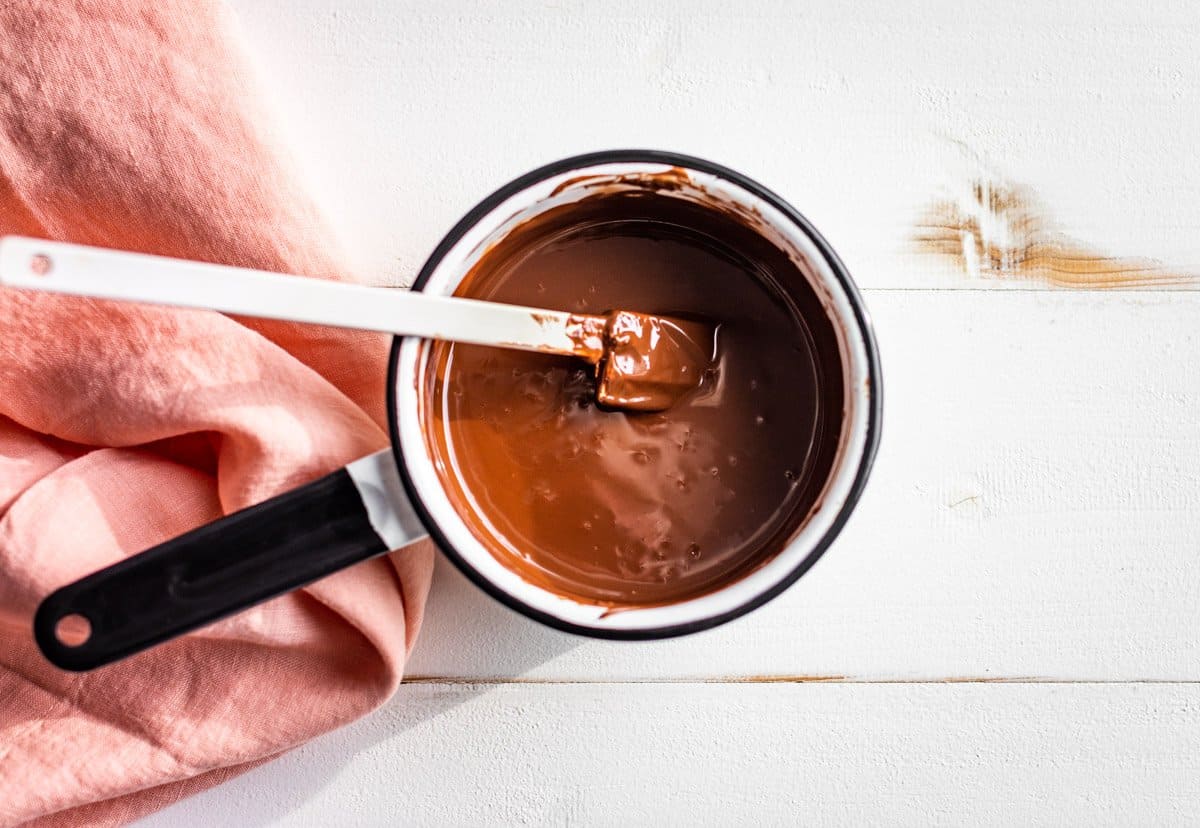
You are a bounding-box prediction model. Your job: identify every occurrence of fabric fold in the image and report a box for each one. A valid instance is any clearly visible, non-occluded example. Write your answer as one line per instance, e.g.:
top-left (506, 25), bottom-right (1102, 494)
top-left (0, 1), bottom-right (434, 824)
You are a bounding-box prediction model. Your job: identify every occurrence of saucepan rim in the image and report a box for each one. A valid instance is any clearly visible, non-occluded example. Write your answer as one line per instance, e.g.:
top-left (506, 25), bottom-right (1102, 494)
top-left (386, 149), bottom-right (883, 640)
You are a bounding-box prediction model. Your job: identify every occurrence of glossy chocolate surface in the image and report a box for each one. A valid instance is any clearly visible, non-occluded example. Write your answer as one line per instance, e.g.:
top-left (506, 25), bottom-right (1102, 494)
top-left (423, 191), bottom-right (843, 606)
top-left (595, 310), bottom-right (715, 412)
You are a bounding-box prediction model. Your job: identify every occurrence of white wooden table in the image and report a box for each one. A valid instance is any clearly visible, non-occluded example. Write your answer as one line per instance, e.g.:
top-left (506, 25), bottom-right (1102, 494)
top-left (143, 1), bottom-right (1200, 824)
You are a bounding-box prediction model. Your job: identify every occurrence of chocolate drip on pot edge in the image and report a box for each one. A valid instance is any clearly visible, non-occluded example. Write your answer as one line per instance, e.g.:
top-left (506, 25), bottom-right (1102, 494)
top-left (423, 191), bottom-right (844, 606)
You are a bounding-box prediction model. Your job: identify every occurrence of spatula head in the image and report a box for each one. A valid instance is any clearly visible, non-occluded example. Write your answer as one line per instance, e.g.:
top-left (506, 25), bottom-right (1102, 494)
top-left (596, 311), bottom-right (716, 412)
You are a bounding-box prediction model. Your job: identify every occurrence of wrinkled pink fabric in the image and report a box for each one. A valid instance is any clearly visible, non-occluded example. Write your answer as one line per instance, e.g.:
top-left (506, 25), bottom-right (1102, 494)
top-left (0, 1), bottom-right (435, 824)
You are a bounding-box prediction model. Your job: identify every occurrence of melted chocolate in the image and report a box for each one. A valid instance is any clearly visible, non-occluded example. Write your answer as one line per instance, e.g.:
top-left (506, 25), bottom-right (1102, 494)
top-left (559, 309), bottom-right (714, 411)
top-left (595, 311), bottom-right (715, 411)
top-left (423, 191), bottom-right (843, 606)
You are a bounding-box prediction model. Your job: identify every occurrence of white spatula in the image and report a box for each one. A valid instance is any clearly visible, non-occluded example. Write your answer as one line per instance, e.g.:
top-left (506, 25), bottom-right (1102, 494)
top-left (0, 236), bottom-right (713, 411)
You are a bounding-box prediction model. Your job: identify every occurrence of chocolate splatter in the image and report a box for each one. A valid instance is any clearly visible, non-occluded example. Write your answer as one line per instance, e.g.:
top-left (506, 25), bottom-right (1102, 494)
top-left (914, 178), bottom-right (1192, 288)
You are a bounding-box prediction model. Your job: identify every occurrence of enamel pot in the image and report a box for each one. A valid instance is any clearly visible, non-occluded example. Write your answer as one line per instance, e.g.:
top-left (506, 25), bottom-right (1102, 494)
top-left (34, 150), bottom-right (882, 671)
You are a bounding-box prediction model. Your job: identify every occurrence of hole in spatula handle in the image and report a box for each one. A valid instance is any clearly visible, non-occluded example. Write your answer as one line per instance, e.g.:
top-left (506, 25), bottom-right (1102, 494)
top-left (54, 613), bottom-right (91, 646)
top-left (30, 253), bottom-right (51, 276)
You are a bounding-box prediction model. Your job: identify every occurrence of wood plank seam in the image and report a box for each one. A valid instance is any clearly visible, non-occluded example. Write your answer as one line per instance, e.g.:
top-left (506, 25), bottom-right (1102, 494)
top-left (400, 677), bottom-right (1200, 685)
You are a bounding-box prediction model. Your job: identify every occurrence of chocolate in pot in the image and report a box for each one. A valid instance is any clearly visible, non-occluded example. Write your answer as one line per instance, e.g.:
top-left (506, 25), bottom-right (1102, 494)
top-left (423, 192), bottom-right (843, 606)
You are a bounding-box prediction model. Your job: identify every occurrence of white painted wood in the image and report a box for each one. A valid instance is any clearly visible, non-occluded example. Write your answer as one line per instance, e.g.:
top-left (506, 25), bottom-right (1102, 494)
top-left (143, 2), bottom-right (1200, 824)
top-left (403, 288), bottom-right (1200, 681)
top-left (229, 0), bottom-right (1200, 291)
top-left (138, 681), bottom-right (1200, 826)
top-left (0, 237), bottom-right (589, 357)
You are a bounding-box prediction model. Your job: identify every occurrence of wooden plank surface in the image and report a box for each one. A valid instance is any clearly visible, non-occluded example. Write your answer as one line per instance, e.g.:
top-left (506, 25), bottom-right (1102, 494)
top-left (142, 0), bottom-right (1200, 823)
top-left (402, 289), bottom-right (1200, 681)
top-left (230, 0), bottom-right (1200, 290)
top-left (144, 682), bottom-right (1200, 826)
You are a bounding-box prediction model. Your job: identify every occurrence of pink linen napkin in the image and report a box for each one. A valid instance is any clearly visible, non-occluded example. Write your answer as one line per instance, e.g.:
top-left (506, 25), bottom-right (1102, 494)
top-left (0, 1), bottom-right (435, 824)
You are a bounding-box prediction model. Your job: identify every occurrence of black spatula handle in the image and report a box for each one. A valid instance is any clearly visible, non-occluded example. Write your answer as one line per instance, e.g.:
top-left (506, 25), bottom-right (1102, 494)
top-left (34, 449), bottom-right (426, 671)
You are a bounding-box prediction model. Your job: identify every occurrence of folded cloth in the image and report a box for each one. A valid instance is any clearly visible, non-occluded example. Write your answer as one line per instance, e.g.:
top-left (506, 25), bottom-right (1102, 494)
top-left (0, 1), bottom-right (434, 824)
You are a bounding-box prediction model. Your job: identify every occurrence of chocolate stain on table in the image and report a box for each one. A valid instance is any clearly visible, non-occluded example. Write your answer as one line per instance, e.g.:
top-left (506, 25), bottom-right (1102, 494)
top-left (913, 178), bottom-right (1193, 288)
